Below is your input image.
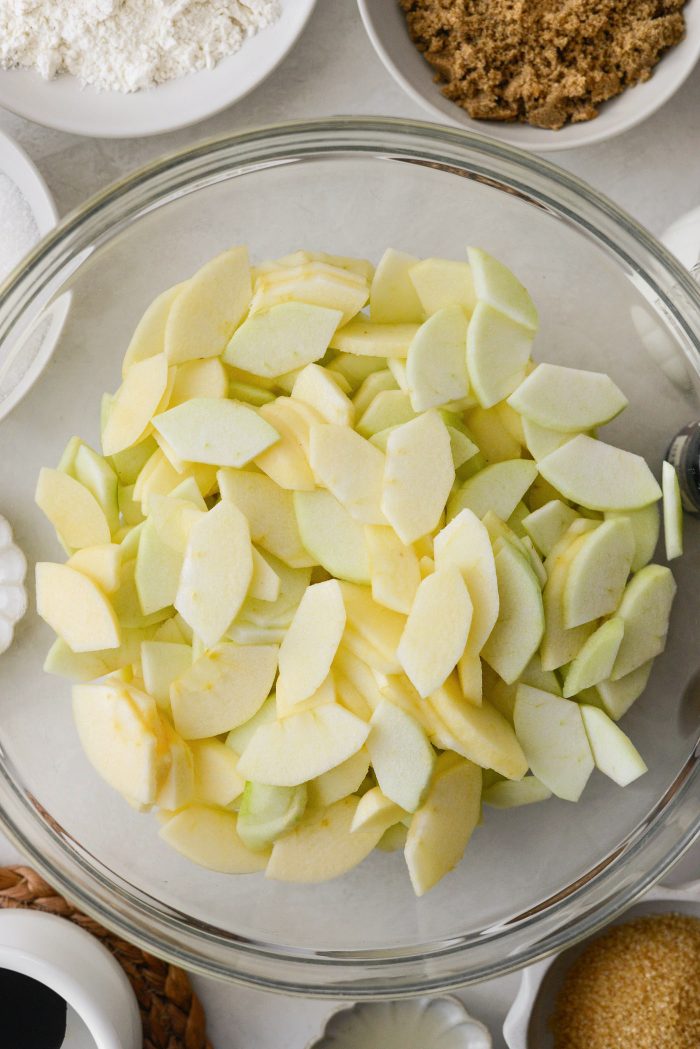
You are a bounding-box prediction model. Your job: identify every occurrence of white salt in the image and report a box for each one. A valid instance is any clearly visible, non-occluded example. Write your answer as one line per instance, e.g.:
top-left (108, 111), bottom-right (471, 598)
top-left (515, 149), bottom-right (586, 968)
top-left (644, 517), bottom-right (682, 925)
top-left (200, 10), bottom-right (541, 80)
top-left (0, 172), bottom-right (39, 284)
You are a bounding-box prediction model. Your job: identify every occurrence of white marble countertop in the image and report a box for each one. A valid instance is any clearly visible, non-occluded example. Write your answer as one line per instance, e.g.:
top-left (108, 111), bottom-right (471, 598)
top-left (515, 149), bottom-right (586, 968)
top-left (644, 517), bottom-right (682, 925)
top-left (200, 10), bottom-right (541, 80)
top-left (1, 1), bottom-right (700, 1045)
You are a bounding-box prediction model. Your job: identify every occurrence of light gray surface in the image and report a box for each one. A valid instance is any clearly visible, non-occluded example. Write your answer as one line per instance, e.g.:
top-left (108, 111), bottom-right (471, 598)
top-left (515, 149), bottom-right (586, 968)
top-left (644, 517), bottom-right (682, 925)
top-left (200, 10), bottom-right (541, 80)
top-left (0, 0), bottom-right (699, 1045)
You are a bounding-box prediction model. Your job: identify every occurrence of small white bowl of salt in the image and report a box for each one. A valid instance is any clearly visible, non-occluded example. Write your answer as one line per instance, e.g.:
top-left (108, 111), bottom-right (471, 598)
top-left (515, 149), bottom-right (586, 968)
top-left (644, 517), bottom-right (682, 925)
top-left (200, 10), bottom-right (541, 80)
top-left (0, 128), bottom-right (60, 420)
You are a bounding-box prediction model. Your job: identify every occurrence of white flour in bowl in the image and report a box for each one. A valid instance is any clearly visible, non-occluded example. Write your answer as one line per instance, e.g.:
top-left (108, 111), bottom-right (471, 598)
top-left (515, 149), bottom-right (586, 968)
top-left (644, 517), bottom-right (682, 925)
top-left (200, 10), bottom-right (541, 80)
top-left (0, 0), bottom-right (281, 93)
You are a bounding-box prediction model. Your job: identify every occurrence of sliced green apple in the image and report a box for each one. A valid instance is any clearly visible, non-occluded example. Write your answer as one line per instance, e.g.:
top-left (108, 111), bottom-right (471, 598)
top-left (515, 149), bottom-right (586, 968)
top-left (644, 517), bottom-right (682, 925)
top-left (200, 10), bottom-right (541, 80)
top-left (329, 317), bottom-right (419, 358)
top-left (382, 411), bottom-right (455, 545)
top-left (467, 404), bottom-right (521, 463)
top-left (168, 358), bottom-right (228, 407)
top-left (217, 468), bottom-right (314, 568)
top-left (225, 302), bottom-right (341, 377)
top-left (662, 460), bottom-right (683, 560)
top-left (429, 680), bottom-right (527, 780)
top-left (406, 305), bottom-right (469, 412)
top-left (102, 354), bottom-right (169, 456)
top-left (306, 748), bottom-right (370, 808)
top-left (365, 524), bottom-right (421, 614)
top-left (563, 618), bottom-right (624, 698)
top-left (508, 363), bottom-right (627, 432)
top-left (398, 567), bottom-right (472, 698)
top-left (141, 640), bottom-right (192, 706)
top-left (513, 684), bottom-right (594, 802)
top-left (36, 562), bottom-right (120, 653)
top-left (153, 398), bottom-right (279, 469)
top-left (351, 786), bottom-right (406, 834)
top-left (611, 564), bottom-right (676, 680)
top-left (190, 737), bottom-right (245, 807)
top-left (225, 694), bottom-right (277, 754)
top-left (36, 467), bottom-right (112, 551)
top-left (122, 283), bottom-right (184, 375)
top-left (580, 705), bottom-right (647, 786)
top-left (522, 499), bottom-right (579, 557)
top-left (434, 509), bottom-right (499, 655)
top-left (483, 775), bottom-right (551, 808)
top-left (468, 247), bottom-right (538, 331)
top-left (447, 459), bottom-right (538, 523)
top-left (367, 699), bottom-right (436, 812)
top-left (352, 369), bottom-right (397, 416)
top-left (409, 257), bottom-right (475, 317)
top-left (466, 302), bottom-right (533, 408)
top-left (277, 579), bottom-right (346, 707)
top-left (538, 435), bottom-right (662, 512)
top-left (595, 660), bottom-right (653, 720)
top-left (237, 782), bottom-right (308, 852)
top-left (356, 390), bottom-right (416, 437)
top-left (563, 518), bottom-right (635, 628)
top-left (159, 805), bottom-right (268, 873)
top-left (606, 503), bottom-right (660, 572)
top-left (369, 248), bottom-right (424, 323)
top-left (481, 541), bottom-right (544, 684)
top-left (291, 363), bottom-right (354, 426)
top-left (67, 543), bottom-right (121, 594)
top-left (309, 423), bottom-right (386, 524)
top-left (522, 418), bottom-right (577, 462)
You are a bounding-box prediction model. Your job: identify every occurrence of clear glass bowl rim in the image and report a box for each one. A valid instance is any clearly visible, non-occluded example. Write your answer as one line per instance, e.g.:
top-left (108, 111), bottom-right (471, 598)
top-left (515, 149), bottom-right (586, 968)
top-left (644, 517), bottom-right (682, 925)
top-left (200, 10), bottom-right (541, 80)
top-left (1, 116), bottom-right (700, 998)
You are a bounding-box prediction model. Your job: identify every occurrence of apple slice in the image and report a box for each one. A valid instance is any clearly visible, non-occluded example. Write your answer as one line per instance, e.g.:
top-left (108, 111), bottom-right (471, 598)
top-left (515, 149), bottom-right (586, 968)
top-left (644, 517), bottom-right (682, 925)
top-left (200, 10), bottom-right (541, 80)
top-left (276, 670), bottom-right (336, 719)
top-left (447, 460), bottom-right (538, 523)
top-left (382, 411), bottom-right (455, 545)
top-left (291, 363), bottom-right (354, 426)
top-left (237, 705), bottom-right (369, 786)
top-left (330, 317), bottom-right (420, 358)
top-left (540, 527), bottom-right (597, 671)
top-left (141, 638), bottom-right (191, 703)
top-left (481, 541), bottom-right (544, 684)
top-left (367, 700), bottom-right (436, 812)
top-left (508, 364), bottom-right (628, 432)
top-left (356, 390), bottom-right (416, 437)
top-left (434, 509), bottom-right (499, 656)
top-left (522, 500), bottom-right (579, 557)
top-left (310, 423), bottom-right (386, 523)
top-left (406, 305), bottom-right (469, 412)
top-left (239, 556), bottom-right (311, 634)
top-left (522, 418), bottom-right (577, 461)
top-left (307, 748), bottom-right (370, 808)
top-left (224, 302), bottom-right (341, 377)
top-left (595, 660), bottom-right (653, 720)
top-left (580, 705), bottom-right (647, 786)
top-left (563, 618), bottom-right (624, 698)
top-left (102, 354), bottom-right (170, 456)
top-left (37, 562), bottom-right (120, 652)
top-left (353, 370), bottom-right (397, 417)
top-left (122, 283), bottom-right (184, 375)
top-left (294, 491), bottom-right (369, 585)
top-left (266, 795), bottom-right (383, 883)
top-left (429, 678), bottom-right (527, 779)
top-left (606, 504), bottom-right (659, 572)
top-left (277, 580), bottom-right (346, 707)
top-left (169, 358), bottom-right (228, 407)
top-left (135, 519), bottom-right (184, 615)
top-left (339, 583), bottom-right (406, 671)
top-left (156, 721), bottom-right (195, 810)
top-left (611, 564), bottom-right (676, 680)
top-left (404, 752), bottom-right (482, 896)
top-left (175, 501), bottom-right (253, 647)
top-left (467, 405), bottom-right (521, 463)
top-left (36, 468), bottom-right (112, 551)
top-left (563, 518), bottom-right (635, 628)
top-left (467, 302), bottom-right (533, 408)
top-left (190, 738), bottom-right (245, 807)
top-left (109, 434), bottom-right (158, 487)
top-left (159, 805), bottom-right (268, 873)
top-left (468, 247), bottom-right (538, 331)
top-left (170, 642), bottom-right (277, 738)
top-left (409, 257), bottom-right (476, 317)
top-left (251, 263), bottom-right (368, 327)
top-left (164, 247), bottom-right (251, 364)
top-left (65, 441), bottom-right (119, 535)
top-left (248, 547), bottom-right (281, 603)
top-left (67, 543), bottom-right (121, 593)
top-left (365, 524), bottom-right (421, 614)
top-left (218, 469), bottom-right (314, 568)
top-left (538, 435), bottom-right (662, 511)
top-left (73, 681), bottom-right (166, 805)
top-left (483, 775), bottom-right (551, 808)
top-left (369, 248), bottom-right (424, 323)
top-left (398, 567), bottom-right (472, 698)
top-left (514, 684), bottom-right (594, 802)
top-left (351, 786), bottom-right (406, 834)
top-left (153, 398), bottom-right (279, 469)
top-left (237, 782), bottom-right (308, 852)
top-left (225, 694), bottom-right (277, 754)
top-left (662, 461), bottom-right (683, 560)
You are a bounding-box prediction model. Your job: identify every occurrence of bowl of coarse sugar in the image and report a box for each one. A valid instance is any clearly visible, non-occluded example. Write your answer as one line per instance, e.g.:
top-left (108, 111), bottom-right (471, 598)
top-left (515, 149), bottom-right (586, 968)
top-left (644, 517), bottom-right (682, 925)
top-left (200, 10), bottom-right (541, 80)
top-left (503, 879), bottom-right (700, 1049)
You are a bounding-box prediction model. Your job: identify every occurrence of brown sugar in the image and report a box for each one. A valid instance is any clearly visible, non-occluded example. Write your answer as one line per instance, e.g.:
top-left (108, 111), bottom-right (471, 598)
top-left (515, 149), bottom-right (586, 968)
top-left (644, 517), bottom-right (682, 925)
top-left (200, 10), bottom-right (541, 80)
top-left (550, 913), bottom-right (700, 1049)
top-left (399, 0), bottom-right (687, 130)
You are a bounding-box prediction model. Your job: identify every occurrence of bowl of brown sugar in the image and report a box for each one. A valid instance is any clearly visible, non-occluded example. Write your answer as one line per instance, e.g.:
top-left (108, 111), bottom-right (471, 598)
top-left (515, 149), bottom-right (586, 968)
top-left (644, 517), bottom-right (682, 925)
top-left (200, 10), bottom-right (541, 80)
top-left (358, 0), bottom-right (700, 151)
top-left (503, 879), bottom-right (700, 1048)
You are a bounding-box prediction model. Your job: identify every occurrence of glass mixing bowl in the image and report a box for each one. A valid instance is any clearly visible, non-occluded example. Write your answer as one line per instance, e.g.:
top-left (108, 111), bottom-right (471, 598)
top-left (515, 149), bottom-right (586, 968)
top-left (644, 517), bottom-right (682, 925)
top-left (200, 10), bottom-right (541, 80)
top-left (1, 118), bottom-right (700, 997)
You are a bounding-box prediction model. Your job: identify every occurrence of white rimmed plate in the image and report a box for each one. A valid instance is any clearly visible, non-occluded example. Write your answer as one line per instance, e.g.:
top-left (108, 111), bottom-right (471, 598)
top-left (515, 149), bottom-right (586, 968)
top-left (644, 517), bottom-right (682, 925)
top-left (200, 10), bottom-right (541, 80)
top-left (358, 0), bottom-right (700, 152)
top-left (0, 0), bottom-right (317, 138)
top-left (0, 129), bottom-right (63, 421)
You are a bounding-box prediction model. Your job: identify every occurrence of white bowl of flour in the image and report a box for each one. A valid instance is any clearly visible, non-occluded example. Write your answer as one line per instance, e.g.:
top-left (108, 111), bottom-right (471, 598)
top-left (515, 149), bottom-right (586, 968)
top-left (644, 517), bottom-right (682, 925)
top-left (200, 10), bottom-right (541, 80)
top-left (0, 0), bottom-right (318, 137)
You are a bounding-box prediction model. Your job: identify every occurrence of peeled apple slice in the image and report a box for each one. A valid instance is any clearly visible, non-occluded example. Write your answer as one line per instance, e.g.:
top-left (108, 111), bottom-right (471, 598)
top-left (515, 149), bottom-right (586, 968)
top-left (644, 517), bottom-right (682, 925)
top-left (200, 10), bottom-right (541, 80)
top-left (563, 618), bottom-right (624, 698)
top-left (481, 541), bottom-right (544, 685)
top-left (483, 775), bottom-right (551, 808)
top-left (277, 580), bottom-right (346, 707)
top-left (153, 398), bottom-right (279, 469)
top-left (429, 681), bottom-right (527, 780)
top-left (175, 501), bottom-right (253, 648)
top-left (165, 246), bottom-right (252, 364)
top-left (406, 305), bottom-right (469, 411)
top-left (309, 424), bottom-right (386, 524)
top-left (404, 752), bottom-right (482, 896)
top-left (514, 685), bottom-right (594, 802)
top-left (36, 468), bottom-right (111, 550)
top-left (522, 500), bottom-right (579, 558)
top-left (468, 247), bottom-right (538, 331)
top-left (266, 795), bottom-right (383, 883)
top-left (159, 805), bottom-right (268, 873)
top-left (522, 418), bottom-right (576, 461)
top-left (409, 257), bottom-right (475, 317)
top-left (540, 527), bottom-right (597, 672)
top-left (141, 640), bottom-right (192, 705)
top-left (102, 354), bottom-right (169, 456)
top-left (434, 509), bottom-right (499, 655)
top-left (307, 748), bottom-right (370, 808)
top-left (291, 363), bottom-right (354, 426)
top-left (237, 705), bottom-right (369, 787)
top-left (606, 504), bottom-right (659, 572)
top-left (562, 518), bottom-right (635, 628)
top-left (217, 469), bottom-right (314, 569)
top-left (122, 283), bottom-right (184, 376)
top-left (447, 460), bottom-right (538, 523)
top-left (36, 562), bottom-right (120, 653)
top-left (611, 564), bottom-right (676, 680)
top-left (224, 302), bottom-right (342, 377)
top-left (580, 705), bottom-right (647, 787)
top-left (365, 524), bottom-right (421, 614)
top-left (190, 738), bottom-right (245, 807)
top-left (508, 363), bottom-right (628, 432)
top-left (225, 694), bottom-right (277, 754)
top-left (369, 248), bottom-right (424, 323)
top-left (351, 786), bottom-right (406, 834)
top-left (168, 358), bottom-right (228, 407)
top-left (367, 700), bottom-right (436, 812)
top-left (538, 435), bottom-right (662, 511)
top-left (356, 390), bottom-right (416, 437)
top-left (170, 642), bottom-right (278, 738)
top-left (67, 544), bottom-right (121, 594)
top-left (398, 567), bottom-right (472, 698)
top-left (330, 317), bottom-right (419, 358)
top-left (662, 461), bottom-right (683, 560)
top-left (467, 302), bottom-right (533, 408)
top-left (382, 411), bottom-right (455, 545)
top-left (237, 782), bottom-right (308, 852)
top-left (595, 660), bottom-right (653, 721)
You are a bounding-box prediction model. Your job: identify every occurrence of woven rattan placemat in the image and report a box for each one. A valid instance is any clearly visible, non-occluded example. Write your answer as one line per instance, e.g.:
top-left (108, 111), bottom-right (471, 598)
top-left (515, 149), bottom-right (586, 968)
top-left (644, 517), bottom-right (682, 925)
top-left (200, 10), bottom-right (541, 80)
top-left (0, 865), bottom-right (212, 1049)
